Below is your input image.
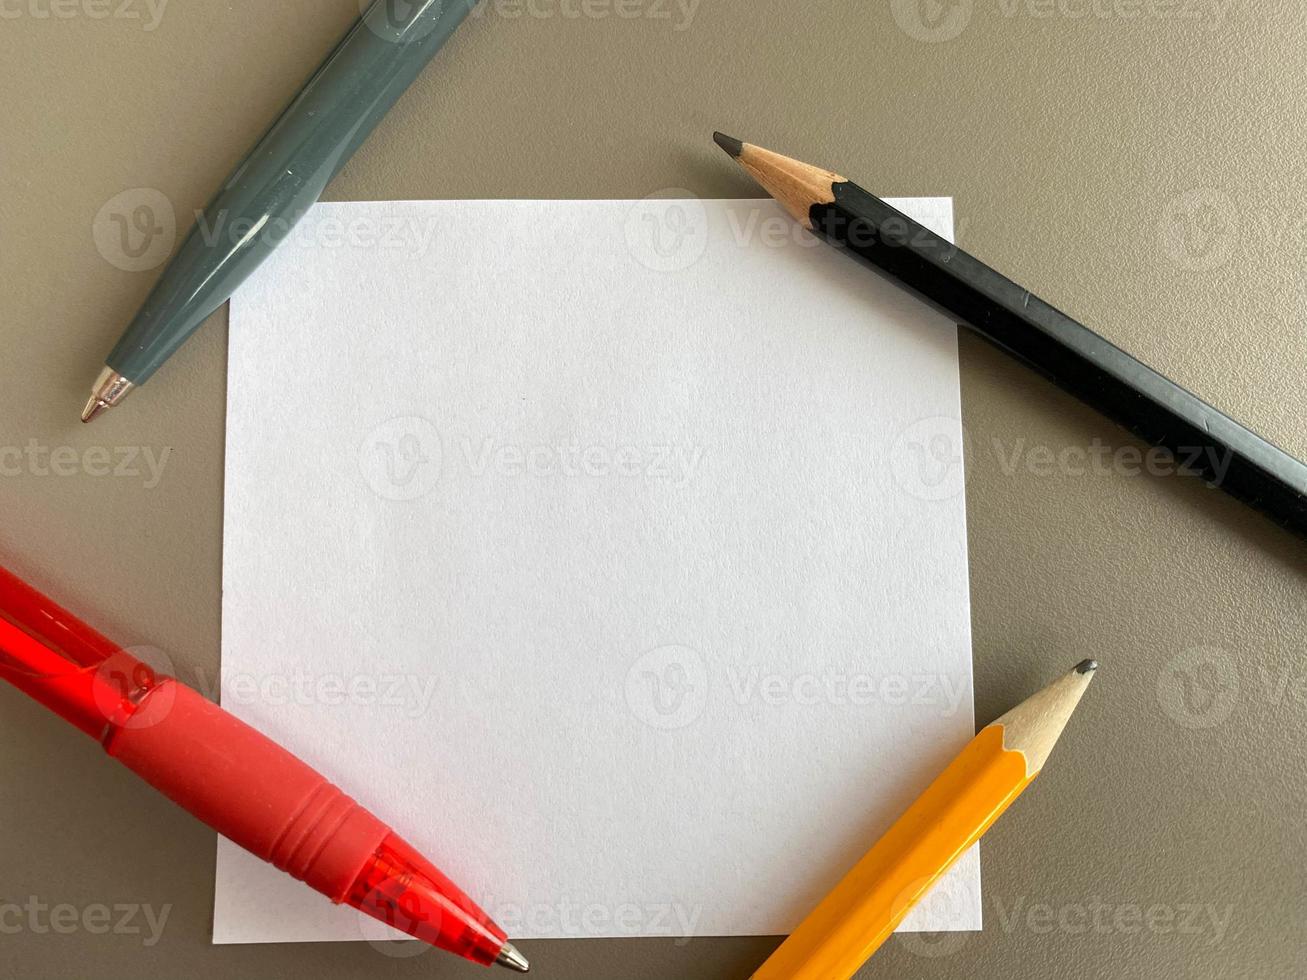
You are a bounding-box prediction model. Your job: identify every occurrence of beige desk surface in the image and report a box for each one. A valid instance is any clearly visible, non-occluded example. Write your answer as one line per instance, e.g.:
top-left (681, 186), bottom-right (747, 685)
top-left (2, 2), bottom-right (1305, 978)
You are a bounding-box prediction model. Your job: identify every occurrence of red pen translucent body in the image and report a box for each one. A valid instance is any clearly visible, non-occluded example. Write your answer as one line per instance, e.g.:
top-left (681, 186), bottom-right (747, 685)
top-left (351, 835), bottom-right (506, 964)
top-left (0, 564), bottom-right (146, 739)
top-left (0, 565), bottom-right (507, 967)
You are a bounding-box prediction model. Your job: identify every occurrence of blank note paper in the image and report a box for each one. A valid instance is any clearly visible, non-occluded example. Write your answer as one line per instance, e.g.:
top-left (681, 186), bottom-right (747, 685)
top-left (215, 197), bottom-right (977, 945)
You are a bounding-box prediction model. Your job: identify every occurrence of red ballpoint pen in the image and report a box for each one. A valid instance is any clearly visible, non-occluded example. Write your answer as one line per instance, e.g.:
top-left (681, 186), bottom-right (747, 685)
top-left (0, 564), bottom-right (528, 973)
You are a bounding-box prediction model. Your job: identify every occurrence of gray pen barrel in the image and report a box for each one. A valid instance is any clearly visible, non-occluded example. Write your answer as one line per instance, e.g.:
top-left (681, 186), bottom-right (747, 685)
top-left (107, 0), bottom-right (476, 384)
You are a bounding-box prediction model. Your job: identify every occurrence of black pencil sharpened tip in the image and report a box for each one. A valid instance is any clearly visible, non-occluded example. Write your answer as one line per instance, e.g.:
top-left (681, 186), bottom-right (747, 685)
top-left (713, 131), bottom-right (743, 158)
top-left (1075, 659), bottom-right (1099, 675)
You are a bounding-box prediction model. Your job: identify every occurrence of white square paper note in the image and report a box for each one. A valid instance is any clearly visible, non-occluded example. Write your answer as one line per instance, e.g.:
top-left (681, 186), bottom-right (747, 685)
top-left (216, 197), bottom-right (977, 944)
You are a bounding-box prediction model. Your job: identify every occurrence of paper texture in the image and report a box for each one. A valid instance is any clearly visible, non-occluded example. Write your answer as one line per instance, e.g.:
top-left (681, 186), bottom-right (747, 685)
top-left (215, 198), bottom-right (977, 944)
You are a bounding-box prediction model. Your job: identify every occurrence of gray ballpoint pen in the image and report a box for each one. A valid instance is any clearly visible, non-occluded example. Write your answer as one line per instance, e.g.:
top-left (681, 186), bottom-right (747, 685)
top-left (82, 0), bottom-right (481, 424)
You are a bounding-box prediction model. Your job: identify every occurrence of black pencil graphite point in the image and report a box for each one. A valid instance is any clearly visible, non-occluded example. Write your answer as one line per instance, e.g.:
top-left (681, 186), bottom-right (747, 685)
top-left (1075, 659), bottom-right (1099, 675)
top-left (713, 131), bottom-right (743, 158)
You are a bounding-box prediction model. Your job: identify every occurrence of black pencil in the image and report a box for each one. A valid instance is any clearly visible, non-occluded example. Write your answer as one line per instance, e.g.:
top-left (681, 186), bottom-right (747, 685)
top-left (713, 133), bottom-right (1307, 539)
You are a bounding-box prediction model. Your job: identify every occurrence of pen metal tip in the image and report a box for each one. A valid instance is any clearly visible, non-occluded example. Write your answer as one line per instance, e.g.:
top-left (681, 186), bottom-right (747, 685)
top-left (80, 397), bottom-right (109, 424)
top-left (81, 367), bottom-right (135, 424)
top-left (495, 942), bottom-right (530, 973)
top-left (1074, 659), bottom-right (1099, 675)
top-left (713, 131), bottom-right (744, 158)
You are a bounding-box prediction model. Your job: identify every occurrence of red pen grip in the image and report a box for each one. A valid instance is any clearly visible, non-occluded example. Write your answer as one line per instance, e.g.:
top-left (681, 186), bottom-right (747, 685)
top-left (1, 564), bottom-right (510, 967)
top-left (105, 680), bottom-right (388, 901)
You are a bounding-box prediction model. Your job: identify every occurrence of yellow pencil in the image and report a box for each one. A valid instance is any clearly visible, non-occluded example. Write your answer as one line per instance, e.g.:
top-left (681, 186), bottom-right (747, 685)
top-left (754, 660), bottom-right (1098, 980)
